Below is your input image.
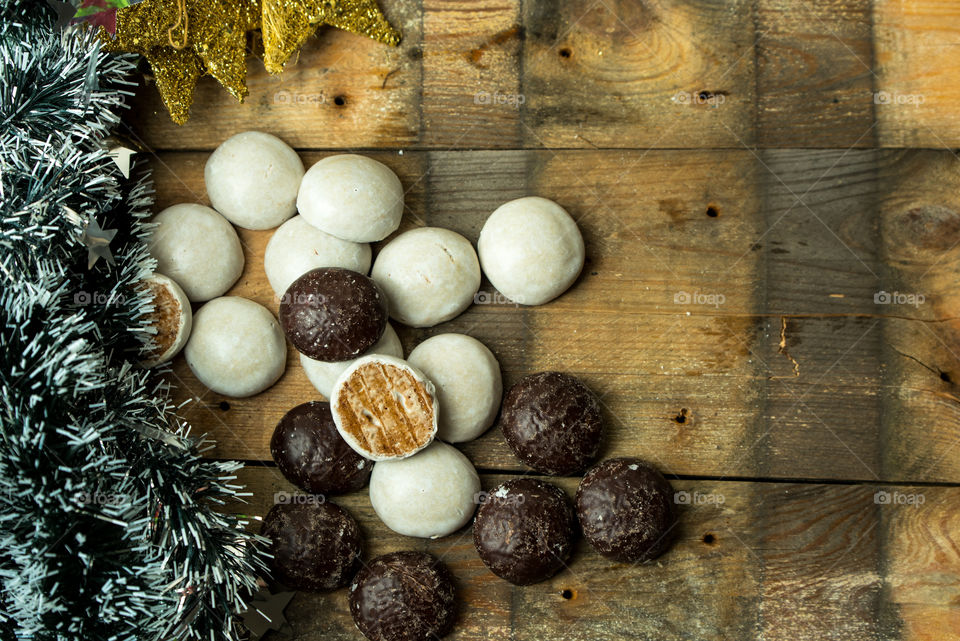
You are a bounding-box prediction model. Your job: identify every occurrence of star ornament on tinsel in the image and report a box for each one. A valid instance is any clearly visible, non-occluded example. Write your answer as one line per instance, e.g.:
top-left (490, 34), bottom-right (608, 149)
top-left (99, 0), bottom-right (399, 124)
top-left (83, 217), bottom-right (119, 269)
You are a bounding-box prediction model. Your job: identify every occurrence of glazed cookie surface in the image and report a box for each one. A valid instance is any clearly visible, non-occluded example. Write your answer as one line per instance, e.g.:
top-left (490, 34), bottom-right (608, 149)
top-left (371, 227), bottom-right (481, 328)
top-left (500, 371), bottom-right (603, 475)
top-left (148, 203), bottom-right (244, 302)
top-left (368, 441), bottom-right (480, 538)
top-left (407, 333), bottom-right (501, 443)
top-left (264, 215), bottom-right (371, 296)
top-left (204, 131), bottom-right (304, 230)
top-left (576, 458), bottom-right (677, 562)
top-left (184, 296), bottom-right (286, 397)
top-left (261, 501), bottom-right (362, 591)
top-left (297, 154), bottom-right (403, 243)
top-left (478, 196), bottom-right (584, 306)
top-left (279, 267), bottom-right (388, 362)
top-left (271, 401), bottom-right (374, 495)
top-left (349, 551), bottom-right (456, 641)
top-left (473, 478), bottom-right (577, 585)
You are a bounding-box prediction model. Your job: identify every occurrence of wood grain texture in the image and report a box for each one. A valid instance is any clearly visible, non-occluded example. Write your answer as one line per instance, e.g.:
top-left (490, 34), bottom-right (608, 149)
top-left (225, 467), bottom-right (960, 641)
top-left (148, 148), bottom-right (960, 484)
top-left (127, 1), bottom-right (960, 637)
top-left (124, 0), bottom-right (960, 150)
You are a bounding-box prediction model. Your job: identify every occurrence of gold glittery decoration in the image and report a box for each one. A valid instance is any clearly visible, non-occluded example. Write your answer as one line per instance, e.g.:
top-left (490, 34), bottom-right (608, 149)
top-left (102, 0), bottom-right (262, 124)
top-left (262, 0), bottom-right (400, 74)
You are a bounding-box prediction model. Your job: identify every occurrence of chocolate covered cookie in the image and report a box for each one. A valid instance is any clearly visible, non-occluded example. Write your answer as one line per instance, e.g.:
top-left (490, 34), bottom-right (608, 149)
top-left (349, 551), bottom-right (456, 641)
top-left (500, 371), bottom-right (603, 475)
top-left (261, 500), bottom-right (362, 591)
top-left (473, 478), bottom-right (576, 585)
top-left (270, 401), bottom-right (373, 495)
top-left (576, 458), bottom-right (677, 562)
top-left (279, 267), bottom-right (387, 361)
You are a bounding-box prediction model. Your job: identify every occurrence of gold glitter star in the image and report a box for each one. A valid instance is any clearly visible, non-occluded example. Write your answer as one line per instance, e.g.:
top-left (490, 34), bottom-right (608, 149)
top-left (102, 0), bottom-right (261, 124)
top-left (261, 0), bottom-right (400, 74)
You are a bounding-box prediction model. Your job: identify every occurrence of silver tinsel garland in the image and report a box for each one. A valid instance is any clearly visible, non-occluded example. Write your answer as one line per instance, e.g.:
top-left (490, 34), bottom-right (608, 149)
top-left (0, 3), bottom-right (267, 640)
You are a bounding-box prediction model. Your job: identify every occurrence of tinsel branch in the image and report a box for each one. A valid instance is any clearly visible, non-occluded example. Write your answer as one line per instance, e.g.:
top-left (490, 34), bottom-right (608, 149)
top-left (0, 3), bottom-right (268, 640)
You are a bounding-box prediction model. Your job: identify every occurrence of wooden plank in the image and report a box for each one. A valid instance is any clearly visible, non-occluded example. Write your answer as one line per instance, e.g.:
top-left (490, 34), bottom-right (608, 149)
top-left (878, 150), bottom-right (960, 484)
top-left (421, 0), bottom-right (523, 148)
top-left (224, 467), bottom-right (960, 641)
top-left (874, 0), bottom-right (960, 148)
top-left (755, 0), bottom-right (877, 148)
top-left (519, 0), bottom-right (757, 149)
top-left (148, 148), bottom-right (960, 483)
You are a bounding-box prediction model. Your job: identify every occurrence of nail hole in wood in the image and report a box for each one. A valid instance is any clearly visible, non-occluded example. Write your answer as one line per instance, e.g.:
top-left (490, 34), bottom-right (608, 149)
top-left (559, 48), bottom-right (572, 58)
top-left (561, 589), bottom-right (574, 599)
top-left (334, 95), bottom-right (346, 106)
top-left (674, 408), bottom-right (688, 424)
top-left (703, 533), bottom-right (715, 544)
top-left (941, 371), bottom-right (952, 383)
top-left (706, 206), bottom-right (719, 218)
top-left (219, 401), bottom-right (230, 411)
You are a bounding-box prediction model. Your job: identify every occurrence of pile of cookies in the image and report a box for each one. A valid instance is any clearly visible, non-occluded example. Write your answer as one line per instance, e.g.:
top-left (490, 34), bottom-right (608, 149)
top-left (146, 131), bottom-right (677, 641)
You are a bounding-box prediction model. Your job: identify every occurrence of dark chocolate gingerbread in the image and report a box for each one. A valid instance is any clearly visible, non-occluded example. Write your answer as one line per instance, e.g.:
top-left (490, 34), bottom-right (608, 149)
top-left (473, 478), bottom-right (576, 585)
top-left (261, 500), bottom-right (362, 591)
top-left (279, 267), bottom-right (387, 361)
top-left (349, 551), bottom-right (456, 641)
top-left (271, 401), bottom-right (373, 495)
top-left (576, 458), bottom-right (676, 562)
top-left (500, 371), bottom-right (603, 475)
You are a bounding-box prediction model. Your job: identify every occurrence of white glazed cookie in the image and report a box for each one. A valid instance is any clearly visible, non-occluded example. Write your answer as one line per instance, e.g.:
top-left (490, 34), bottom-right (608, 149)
top-left (371, 227), bottom-right (481, 327)
top-left (369, 441), bottom-right (481, 538)
top-left (204, 131), bottom-right (304, 230)
top-left (148, 203), bottom-right (244, 302)
top-left (330, 354), bottom-right (438, 461)
top-left (407, 333), bottom-right (502, 443)
top-left (184, 296), bottom-right (287, 398)
top-left (478, 196), bottom-right (585, 306)
top-left (264, 215), bottom-right (372, 297)
top-left (140, 273), bottom-right (192, 368)
top-left (301, 323), bottom-right (403, 399)
top-left (296, 154), bottom-right (403, 243)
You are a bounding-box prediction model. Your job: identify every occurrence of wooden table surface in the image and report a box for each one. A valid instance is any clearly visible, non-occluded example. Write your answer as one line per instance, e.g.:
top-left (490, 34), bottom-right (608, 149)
top-left (130, 1), bottom-right (960, 639)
